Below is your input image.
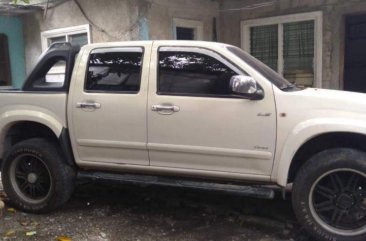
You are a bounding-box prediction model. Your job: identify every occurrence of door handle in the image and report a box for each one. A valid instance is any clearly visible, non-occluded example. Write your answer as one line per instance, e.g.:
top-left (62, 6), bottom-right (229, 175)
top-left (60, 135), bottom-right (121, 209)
top-left (151, 104), bottom-right (180, 114)
top-left (257, 112), bottom-right (271, 117)
top-left (76, 102), bottom-right (101, 109)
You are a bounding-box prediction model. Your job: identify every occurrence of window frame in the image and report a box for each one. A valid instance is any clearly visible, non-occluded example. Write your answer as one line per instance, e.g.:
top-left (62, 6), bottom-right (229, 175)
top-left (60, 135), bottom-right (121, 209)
top-left (173, 18), bottom-right (204, 40)
top-left (41, 24), bottom-right (91, 51)
top-left (84, 47), bottom-right (145, 94)
top-left (241, 11), bottom-right (323, 88)
top-left (157, 46), bottom-right (257, 99)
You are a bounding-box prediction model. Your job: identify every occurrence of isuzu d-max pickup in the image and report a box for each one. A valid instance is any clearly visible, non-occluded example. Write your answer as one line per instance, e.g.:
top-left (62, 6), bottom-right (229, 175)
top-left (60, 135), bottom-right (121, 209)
top-left (0, 41), bottom-right (365, 241)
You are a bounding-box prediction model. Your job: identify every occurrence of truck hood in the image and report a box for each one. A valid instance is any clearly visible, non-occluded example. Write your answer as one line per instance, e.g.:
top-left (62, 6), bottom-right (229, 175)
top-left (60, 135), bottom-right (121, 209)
top-left (281, 88), bottom-right (366, 115)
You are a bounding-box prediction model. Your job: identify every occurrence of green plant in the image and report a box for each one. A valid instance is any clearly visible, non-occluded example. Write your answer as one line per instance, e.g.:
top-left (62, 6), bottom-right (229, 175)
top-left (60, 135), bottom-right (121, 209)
top-left (13, 0), bottom-right (30, 4)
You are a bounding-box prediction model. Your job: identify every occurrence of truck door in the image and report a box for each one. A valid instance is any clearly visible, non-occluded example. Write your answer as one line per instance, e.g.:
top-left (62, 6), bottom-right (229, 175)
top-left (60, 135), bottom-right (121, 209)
top-left (147, 44), bottom-right (276, 176)
top-left (68, 44), bottom-right (151, 166)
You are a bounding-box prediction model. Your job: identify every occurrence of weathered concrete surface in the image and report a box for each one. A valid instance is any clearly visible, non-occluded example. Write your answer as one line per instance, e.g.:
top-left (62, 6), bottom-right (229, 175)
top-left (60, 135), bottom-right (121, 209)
top-left (218, 0), bottom-right (366, 90)
top-left (148, 0), bottom-right (218, 41)
top-left (22, 0), bottom-right (219, 74)
top-left (22, 0), bottom-right (366, 91)
top-left (22, 0), bottom-right (136, 74)
top-left (0, 181), bottom-right (310, 241)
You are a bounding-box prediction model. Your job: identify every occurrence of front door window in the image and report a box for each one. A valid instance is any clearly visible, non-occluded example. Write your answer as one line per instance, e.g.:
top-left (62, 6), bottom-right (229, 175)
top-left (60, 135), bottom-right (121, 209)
top-left (158, 49), bottom-right (242, 97)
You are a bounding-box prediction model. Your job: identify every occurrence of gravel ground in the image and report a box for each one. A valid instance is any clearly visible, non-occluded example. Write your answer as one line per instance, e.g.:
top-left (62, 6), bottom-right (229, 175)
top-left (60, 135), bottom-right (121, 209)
top-left (0, 178), bottom-right (311, 241)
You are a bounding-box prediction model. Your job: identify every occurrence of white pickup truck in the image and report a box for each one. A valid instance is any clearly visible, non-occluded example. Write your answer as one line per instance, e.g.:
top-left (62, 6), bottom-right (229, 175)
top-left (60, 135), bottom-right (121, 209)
top-left (0, 41), bottom-right (365, 241)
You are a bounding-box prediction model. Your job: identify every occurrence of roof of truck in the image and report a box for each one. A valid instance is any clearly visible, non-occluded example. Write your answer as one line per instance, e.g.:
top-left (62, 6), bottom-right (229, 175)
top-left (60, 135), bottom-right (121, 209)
top-left (84, 40), bottom-right (229, 49)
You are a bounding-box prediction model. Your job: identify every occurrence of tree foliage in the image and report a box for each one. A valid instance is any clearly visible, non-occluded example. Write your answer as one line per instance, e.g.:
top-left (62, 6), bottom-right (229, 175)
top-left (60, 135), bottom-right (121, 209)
top-left (13, 0), bottom-right (30, 4)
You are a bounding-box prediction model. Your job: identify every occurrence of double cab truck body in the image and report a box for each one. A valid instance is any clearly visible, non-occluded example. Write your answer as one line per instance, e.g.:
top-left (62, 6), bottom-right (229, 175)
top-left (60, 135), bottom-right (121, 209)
top-left (1, 41), bottom-right (366, 241)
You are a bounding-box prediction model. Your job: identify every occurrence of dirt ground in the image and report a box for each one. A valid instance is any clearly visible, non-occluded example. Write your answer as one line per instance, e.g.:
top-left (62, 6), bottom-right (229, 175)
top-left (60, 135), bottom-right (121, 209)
top-left (0, 179), bottom-right (312, 241)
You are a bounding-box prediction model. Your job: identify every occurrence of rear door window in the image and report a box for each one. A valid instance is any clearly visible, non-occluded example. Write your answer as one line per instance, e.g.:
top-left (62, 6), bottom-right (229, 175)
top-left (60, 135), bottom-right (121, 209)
top-left (85, 47), bottom-right (144, 93)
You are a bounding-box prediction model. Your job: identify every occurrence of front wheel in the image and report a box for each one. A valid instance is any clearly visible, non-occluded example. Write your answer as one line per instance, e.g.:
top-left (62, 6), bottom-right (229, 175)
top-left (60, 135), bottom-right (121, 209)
top-left (1, 138), bottom-right (75, 213)
top-left (292, 148), bottom-right (366, 241)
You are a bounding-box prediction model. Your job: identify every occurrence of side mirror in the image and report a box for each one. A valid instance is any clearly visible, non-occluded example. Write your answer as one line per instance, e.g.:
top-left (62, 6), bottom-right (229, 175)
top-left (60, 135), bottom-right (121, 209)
top-left (230, 75), bottom-right (264, 100)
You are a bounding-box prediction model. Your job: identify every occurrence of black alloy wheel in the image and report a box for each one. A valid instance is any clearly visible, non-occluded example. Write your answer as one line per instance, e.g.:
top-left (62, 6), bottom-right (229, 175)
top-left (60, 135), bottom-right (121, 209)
top-left (292, 148), bottom-right (366, 241)
top-left (10, 153), bottom-right (52, 203)
top-left (1, 138), bottom-right (75, 213)
top-left (310, 169), bottom-right (366, 234)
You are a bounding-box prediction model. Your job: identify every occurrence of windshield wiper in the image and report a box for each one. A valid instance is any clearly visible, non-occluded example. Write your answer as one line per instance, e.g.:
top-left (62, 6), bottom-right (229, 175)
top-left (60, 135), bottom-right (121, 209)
top-left (280, 84), bottom-right (300, 91)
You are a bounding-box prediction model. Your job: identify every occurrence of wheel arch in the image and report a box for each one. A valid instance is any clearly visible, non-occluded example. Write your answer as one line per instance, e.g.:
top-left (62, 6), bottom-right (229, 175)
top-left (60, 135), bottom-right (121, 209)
top-left (0, 111), bottom-right (75, 167)
top-left (287, 132), bottom-right (366, 183)
top-left (274, 119), bottom-right (366, 186)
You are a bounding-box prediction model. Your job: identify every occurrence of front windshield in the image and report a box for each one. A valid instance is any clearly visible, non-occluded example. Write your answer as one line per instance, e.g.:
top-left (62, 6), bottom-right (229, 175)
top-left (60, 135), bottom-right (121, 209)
top-left (224, 45), bottom-right (296, 90)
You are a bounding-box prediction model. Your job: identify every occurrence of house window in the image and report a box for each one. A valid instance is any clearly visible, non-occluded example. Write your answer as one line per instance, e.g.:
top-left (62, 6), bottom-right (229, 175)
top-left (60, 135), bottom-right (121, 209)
top-left (0, 34), bottom-right (11, 86)
top-left (250, 25), bottom-right (278, 71)
top-left (176, 27), bottom-right (195, 40)
top-left (173, 18), bottom-right (203, 40)
top-left (241, 12), bottom-right (323, 87)
top-left (41, 24), bottom-right (91, 51)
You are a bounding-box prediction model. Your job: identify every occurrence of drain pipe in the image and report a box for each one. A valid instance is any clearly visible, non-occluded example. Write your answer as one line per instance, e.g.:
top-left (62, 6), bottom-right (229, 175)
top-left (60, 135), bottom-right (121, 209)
top-left (43, 0), bottom-right (49, 19)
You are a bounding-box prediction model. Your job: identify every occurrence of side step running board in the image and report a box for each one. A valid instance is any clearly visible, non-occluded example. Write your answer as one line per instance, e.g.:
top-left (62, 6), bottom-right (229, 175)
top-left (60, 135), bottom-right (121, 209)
top-left (77, 171), bottom-right (275, 200)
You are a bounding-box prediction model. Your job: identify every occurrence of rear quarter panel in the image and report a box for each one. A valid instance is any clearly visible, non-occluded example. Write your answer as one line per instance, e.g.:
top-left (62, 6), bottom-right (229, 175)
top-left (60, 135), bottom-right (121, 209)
top-left (0, 92), bottom-right (67, 157)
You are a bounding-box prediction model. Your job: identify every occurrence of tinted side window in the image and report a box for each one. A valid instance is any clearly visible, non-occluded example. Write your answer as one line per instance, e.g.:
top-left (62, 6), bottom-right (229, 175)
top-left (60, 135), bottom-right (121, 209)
top-left (86, 49), bottom-right (143, 92)
top-left (158, 51), bottom-right (238, 96)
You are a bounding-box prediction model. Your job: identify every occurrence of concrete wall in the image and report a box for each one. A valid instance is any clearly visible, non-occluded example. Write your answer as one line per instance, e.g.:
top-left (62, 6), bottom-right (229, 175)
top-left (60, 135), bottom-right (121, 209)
top-left (24, 0), bottom-right (366, 91)
top-left (0, 16), bottom-right (25, 88)
top-left (23, 0), bottom-right (138, 74)
top-left (148, 0), bottom-right (218, 40)
top-left (219, 0), bottom-right (366, 90)
top-left (22, 0), bottom-right (219, 75)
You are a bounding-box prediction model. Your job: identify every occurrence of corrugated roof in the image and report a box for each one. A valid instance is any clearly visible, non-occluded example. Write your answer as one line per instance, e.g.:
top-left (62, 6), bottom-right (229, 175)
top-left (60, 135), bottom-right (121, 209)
top-left (0, 0), bottom-right (66, 15)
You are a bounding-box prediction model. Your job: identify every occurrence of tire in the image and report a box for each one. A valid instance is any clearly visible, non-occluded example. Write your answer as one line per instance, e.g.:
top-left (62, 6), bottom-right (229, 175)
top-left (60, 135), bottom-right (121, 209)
top-left (292, 148), bottom-right (366, 241)
top-left (1, 138), bottom-right (75, 213)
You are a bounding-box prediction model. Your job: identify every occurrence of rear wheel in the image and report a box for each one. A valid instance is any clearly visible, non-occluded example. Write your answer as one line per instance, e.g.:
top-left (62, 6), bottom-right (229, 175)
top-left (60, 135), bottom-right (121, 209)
top-left (292, 148), bottom-right (366, 241)
top-left (1, 138), bottom-right (75, 213)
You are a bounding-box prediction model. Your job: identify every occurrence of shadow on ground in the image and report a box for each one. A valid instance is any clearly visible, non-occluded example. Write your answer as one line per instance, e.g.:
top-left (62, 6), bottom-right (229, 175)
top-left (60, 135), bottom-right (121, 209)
top-left (1, 181), bottom-right (312, 241)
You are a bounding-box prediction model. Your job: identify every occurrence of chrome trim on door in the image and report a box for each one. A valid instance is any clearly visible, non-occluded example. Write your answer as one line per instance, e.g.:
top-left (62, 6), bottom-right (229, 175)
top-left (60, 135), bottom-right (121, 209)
top-left (76, 102), bottom-right (101, 109)
top-left (151, 104), bottom-right (180, 115)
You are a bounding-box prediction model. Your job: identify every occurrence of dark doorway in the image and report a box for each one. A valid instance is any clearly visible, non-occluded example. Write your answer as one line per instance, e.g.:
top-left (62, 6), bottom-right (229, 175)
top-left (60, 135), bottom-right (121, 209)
top-left (176, 27), bottom-right (195, 40)
top-left (344, 14), bottom-right (366, 92)
top-left (0, 34), bottom-right (11, 86)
